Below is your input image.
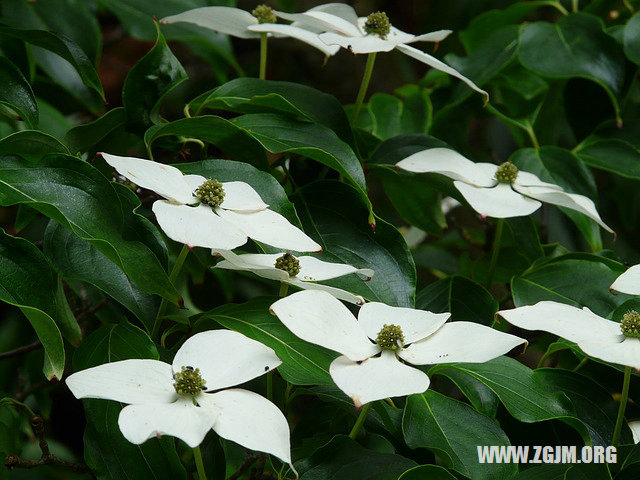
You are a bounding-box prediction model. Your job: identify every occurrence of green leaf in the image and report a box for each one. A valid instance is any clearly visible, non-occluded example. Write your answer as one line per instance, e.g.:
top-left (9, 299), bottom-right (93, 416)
top-left (0, 57), bottom-right (37, 128)
top-left (510, 146), bottom-right (604, 250)
top-left (518, 13), bottom-right (625, 123)
top-left (65, 107), bottom-right (127, 155)
top-left (623, 12), bottom-right (640, 65)
top-left (534, 368), bottom-right (631, 446)
top-left (513, 465), bottom-right (570, 480)
top-left (0, 24), bottom-right (104, 103)
top-left (195, 297), bottom-right (335, 385)
top-left (402, 390), bottom-right (516, 480)
top-left (123, 23), bottom-right (188, 133)
top-left (293, 180), bottom-right (416, 307)
top-left (177, 158), bottom-right (301, 226)
top-left (188, 77), bottom-right (354, 145)
top-left (511, 253), bottom-right (629, 317)
top-left (575, 137), bottom-right (640, 180)
top-left (295, 435), bottom-right (416, 480)
top-left (435, 367), bottom-right (500, 417)
top-left (398, 465), bottom-right (457, 480)
top-left (0, 228), bottom-right (64, 379)
top-left (73, 321), bottom-right (187, 480)
top-left (0, 153), bottom-right (178, 302)
top-left (369, 134), bottom-right (451, 166)
top-left (416, 275), bottom-right (497, 325)
top-left (430, 357), bottom-right (577, 424)
top-left (0, 130), bottom-right (68, 160)
top-left (44, 221), bottom-right (159, 332)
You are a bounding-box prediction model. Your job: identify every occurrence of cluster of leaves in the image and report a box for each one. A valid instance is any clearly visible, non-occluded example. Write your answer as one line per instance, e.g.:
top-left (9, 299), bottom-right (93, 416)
top-left (2, 0), bottom-right (640, 479)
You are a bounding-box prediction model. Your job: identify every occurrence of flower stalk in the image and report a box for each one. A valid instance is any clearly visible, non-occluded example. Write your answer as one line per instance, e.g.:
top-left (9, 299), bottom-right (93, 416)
top-left (193, 446), bottom-right (208, 480)
top-left (152, 244), bottom-right (190, 340)
top-left (612, 365), bottom-right (632, 447)
top-left (348, 402), bottom-right (372, 439)
top-left (259, 33), bottom-right (268, 80)
top-left (486, 218), bottom-right (504, 288)
top-left (351, 52), bottom-right (377, 123)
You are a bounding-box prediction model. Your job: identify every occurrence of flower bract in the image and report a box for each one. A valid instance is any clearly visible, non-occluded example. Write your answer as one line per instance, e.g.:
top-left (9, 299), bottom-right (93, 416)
top-left (270, 290), bottom-right (526, 407)
top-left (611, 265), bottom-right (640, 295)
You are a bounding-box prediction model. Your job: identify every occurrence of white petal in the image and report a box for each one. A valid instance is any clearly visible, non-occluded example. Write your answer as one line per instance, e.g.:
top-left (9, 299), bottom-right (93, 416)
top-left (629, 421), bottom-right (640, 443)
top-left (173, 330), bottom-right (281, 391)
top-left (329, 351), bottom-right (430, 407)
top-left (396, 148), bottom-right (495, 187)
top-left (399, 322), bottom-right (526, 365)
top-left (454, 181), bottom-right (541, 218)
top-left (358, 303), bottom-right (450, 344)
top-left (161, 7), bottom-right (259, 39)
top-left (514, 185), bottom-right (613, 233)
top-left (217, 208), bottom-right (321, 252)
top-left (297, 256), bottom-right (373, 281)
top-left (100, 153), bottom-right (193, 204)
top-left (269, 290), bottom-right (379, 361)
top-left (220, 181), bottom-right (269, 211)
top-left (319, 32), bottom-right (397, 53)
top-left (214, 251), bottom-right (289, 281)
top-left (497, 301), bottom-right (622, 344)
top-left (152, 201), bottom-right (247, 250)
top-left (199, 389), bottom-right (292, 465)
top-left (514, 171), bottom-right (563, 190)
top-left (579, 336), bottom-right (640, 369)
top-left (411, 30), bottom-right (453, 43)
top-left (248, 24), bottom-right (340, 56)
top-left (276, 9), bottom-right (361, 36)
top-left (182, 174), bottom-right (208, 200)
top-left (66, 359), bottom-right (176, 404)
top-left (396, 44), bottom-right (489, 100)
top-left (287, 277), bottom-right (366, 305)
top-left (611, 265), bottom-right (640, 295)
top-left (118, 398), bottom-right (217, 448)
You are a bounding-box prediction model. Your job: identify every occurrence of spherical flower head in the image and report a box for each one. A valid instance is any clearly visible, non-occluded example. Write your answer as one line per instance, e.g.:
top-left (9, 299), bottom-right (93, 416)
top-left (363, 11), bottom-right (391, 39)
top-left (495, 162), bottom-right (519, 184)
top-left (252, 4), bottom-right (276, 24)
top-left (621, 310), bottom-right (640, 338)
top-left (173, 366), bottom-right (207, 396)
top-left (196, 179), bottom-right (225, 207)
top-left (375, 324), bottom-right (404, 351)
top-left (274, 253), bottom-right (300, 277)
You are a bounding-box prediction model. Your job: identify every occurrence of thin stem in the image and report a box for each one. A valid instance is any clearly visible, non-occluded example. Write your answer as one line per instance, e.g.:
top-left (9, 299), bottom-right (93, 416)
top-left (193, 446), bottom-right (208, 480)
top-left (524, 123), bottom-right (540, 149)
top-left (612, 366), bottom-right (632, 447)
top-left (348, 403), bottom-right (372, 439)
top-left (571, 0), bottom-right (579, 12)
top-left (486, 218), bottom-right (504, 288)
top-left (0, 340), bottom-right (42, 360)
top-left (152, 244), bottom-right (190, 340)
top-left (546, 1), bottom-right (569, 15)
top-left (623, 0), bottom-right (636, 13)
top-left (351, 52), bottom-right (377, 123)
top-left (384, 398), bottom-right (397, 408)
top-left (259, 33), bottom-right (268, 80)
top-left (279, 282), bottom-right (289, 297)
top-left (572, 357), bottom-right (589, 372)
top-left (266, 371), bottom-right (273, 401)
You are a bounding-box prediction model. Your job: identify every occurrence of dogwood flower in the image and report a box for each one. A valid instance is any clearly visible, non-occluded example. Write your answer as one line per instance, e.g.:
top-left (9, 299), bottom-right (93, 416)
top-left (213, 249), bottom-right (373, 304)
top-left (270, 290), bottom-right (526, 407)
top-left (611, 265), bottom-right (640, 295)
top-left (396, 147), bottom-right (613, 232)
top-left (498, 301), bottom-right (640, 369)
top-left (161, 5), bottom-right (339, 56)
top-left (100, 153), bottom-right (321, 252)
top-left (276, 4), bottom-right (487, 99)
top-left (66, 330), bottom-right (292, 465)
top-left (630, 421), bottom-right (640, 443)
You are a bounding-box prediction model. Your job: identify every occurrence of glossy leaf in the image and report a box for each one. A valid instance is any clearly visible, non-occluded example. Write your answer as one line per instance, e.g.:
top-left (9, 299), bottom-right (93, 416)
top-left (0, 130), bottom-right (68, 160)
top-left (403, 390), bottom-right (516, 480)
top-left (0, 57), bottom-right (37, 128)
top-left (575, 137), bottom-right (640, 180)
top-left (65, 107), bottom-right (127, 155)
top-left (397, 465), bottom-right (457, 480)
top-left (624, 12), bottom-right (640, 65)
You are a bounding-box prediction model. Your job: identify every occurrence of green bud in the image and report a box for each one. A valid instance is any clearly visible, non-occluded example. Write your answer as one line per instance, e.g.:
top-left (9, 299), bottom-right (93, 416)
top-left (173, 366), bottom-right (207, 396)
top-left (621, 310), bottom-right (640, 338)
top-left (196, 179), bottom-right (225, 207)
top-left (495, 161), bottom-right (519, 184)
top-left (252, 4), bottom-right (276, 24)
top-left (375, 324), bottom-right (404, 351)
top-left (363, 11), bottom-right (391, 39)
top-left (274, 253), bottom-right (300, 277)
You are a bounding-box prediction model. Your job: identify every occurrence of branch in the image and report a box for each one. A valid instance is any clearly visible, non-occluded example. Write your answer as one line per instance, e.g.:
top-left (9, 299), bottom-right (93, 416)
top-left (228, 454), bottom-right (259, 480)
top-left (0, 341), bottom-right (42, 360)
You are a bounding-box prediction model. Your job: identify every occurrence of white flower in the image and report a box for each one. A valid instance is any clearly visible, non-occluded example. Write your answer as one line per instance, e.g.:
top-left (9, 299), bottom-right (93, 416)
top-left (611, 265), bottom-right (640, 295)
top-left (276, 4), bottom-right (487, 100)
top-left (100, 153), bottom-right (321, 252)
top-left (396, 147), bottom-right (613, 232)
top-left (66, 330), bottom-right (292, 465)
top-left (498, 301), bottom-right (640, 369)
top-left (213, 249), bottom-right (373, 305)
top-left (161, 5), bottom-right (339, 57)
top-left (270, 290), bottom-right (526, 407)
top-left (629, 421), bottom-right (640, 443)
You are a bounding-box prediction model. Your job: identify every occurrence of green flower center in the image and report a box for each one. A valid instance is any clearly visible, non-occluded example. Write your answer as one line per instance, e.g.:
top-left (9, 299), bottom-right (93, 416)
top-left (173, 366), bottom-right (207, 396)
top-left (195, 179), bottom-right (225, 207)
top-left (252, 4), bottom-right (276, 24)
top-left (621, 310), bottom-right (640, 338)
top-left (274, 253), bottom-right (300, 277)
top-left (364, 11), bottom-right (391, 39)
top-left (375, 324), bottom-right (404, 351)
top-left (495, 161), bottom-right (519, 184)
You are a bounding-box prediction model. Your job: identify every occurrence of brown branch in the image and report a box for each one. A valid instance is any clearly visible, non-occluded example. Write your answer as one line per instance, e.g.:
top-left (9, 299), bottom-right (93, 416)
top-left (0, 341), bottom-right (42, 360)
top-left (228, 454), bottom-right (260, 480)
